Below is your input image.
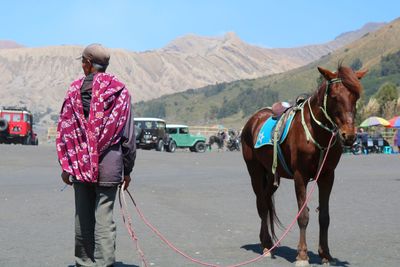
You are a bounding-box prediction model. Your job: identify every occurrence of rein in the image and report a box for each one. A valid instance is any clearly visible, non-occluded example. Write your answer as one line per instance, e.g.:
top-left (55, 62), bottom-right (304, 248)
top-left (118, 132), bottom-right (337, 266)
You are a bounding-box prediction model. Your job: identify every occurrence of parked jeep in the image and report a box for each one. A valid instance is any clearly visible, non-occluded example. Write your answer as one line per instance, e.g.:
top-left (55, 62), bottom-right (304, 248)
top-left (166, 124), bottom-right (207, 153)
top-left (0, 106), bottom-right (39, 145)
top-left (134, 117), bottom-right (169, 151)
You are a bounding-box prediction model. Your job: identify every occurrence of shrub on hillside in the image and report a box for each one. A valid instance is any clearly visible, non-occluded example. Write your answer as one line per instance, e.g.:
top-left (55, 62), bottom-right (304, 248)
top-left (380, 50), bottom-right (400, 76)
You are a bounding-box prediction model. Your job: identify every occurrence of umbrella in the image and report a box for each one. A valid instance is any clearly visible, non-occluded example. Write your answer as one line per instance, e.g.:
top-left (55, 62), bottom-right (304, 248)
top-left (388, 116), bottom-right (400, 128)
top-left (359, 116), bottom-right (390, 127)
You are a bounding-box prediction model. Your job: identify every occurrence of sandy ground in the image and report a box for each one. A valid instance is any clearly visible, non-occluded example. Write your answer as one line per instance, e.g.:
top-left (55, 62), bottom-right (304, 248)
top-left (0, 144), bottom-right (399, 267)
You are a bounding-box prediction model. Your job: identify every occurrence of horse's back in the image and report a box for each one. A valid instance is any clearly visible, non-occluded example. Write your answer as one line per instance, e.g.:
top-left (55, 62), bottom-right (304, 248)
top-left (241, 107), bottom-right (272, 160)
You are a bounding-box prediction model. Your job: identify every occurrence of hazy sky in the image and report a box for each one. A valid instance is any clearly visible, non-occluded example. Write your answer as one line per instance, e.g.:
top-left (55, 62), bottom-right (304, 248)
top-left (1, 1), bottom-right (399, 51)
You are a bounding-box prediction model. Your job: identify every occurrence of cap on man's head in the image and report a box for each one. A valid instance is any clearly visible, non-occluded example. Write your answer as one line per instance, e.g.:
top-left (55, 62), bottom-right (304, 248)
top-left (80, 43), bottom-right (110, 67)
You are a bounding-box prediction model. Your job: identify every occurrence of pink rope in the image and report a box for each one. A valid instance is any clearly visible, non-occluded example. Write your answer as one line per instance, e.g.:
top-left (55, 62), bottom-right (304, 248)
top-left (119, 189), bottom-right (149, 267)
top-left (120, 132), bottom-right (336, 267)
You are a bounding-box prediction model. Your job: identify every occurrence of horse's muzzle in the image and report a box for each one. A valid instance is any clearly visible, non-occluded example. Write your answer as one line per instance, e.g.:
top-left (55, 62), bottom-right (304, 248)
top-left (341, 132), bottom-right (356, 146)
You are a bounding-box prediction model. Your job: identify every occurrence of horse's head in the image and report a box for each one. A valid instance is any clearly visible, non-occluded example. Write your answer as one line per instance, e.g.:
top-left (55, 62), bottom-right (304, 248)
top-left (317, 65), bottom-right (368, 146)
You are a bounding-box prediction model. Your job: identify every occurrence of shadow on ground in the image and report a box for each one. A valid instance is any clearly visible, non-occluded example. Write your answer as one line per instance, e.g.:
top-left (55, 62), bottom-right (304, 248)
top-left (241, 243), bottom-right (350, 266)
top-left (68, 262), bottom-right (138, 267)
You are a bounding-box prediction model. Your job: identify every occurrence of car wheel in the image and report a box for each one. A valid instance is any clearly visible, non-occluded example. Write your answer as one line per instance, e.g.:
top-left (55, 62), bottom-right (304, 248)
top-left (24, 134), bottom-right (31, 145)
top-left (194, 141), bottom-right (206, 153)
top-left (167, 141), bottom-right (176, 153)
top-left (0, 118), bottom-right (8, 131)
top-left (156, 139), bottom-right (165, 152)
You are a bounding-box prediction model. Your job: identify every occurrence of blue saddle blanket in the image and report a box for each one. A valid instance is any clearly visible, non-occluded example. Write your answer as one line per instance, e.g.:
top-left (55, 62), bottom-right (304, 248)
top-left (255, 114), bottom-right (295, 148)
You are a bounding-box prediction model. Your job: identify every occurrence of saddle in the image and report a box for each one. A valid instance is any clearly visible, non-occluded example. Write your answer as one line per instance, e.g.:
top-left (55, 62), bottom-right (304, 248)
top-left (255, 97), bottom-right (309, 186)
top-left (272, 101), bottom-right (291, 118)
top-left (254, 102), bottom-right (299, 182)
top-left (272, 106), bottom-right (295, 176)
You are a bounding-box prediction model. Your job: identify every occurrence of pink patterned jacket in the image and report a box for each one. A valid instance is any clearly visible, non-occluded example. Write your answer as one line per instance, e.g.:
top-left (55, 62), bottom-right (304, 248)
top-left (56, 73), bottom-right (131, 183)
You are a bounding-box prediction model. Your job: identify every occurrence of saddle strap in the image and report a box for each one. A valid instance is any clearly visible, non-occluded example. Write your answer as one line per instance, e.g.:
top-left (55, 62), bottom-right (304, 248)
top-left (272, 109), bottom-right (295, 176)
top-left (272, 114), bottom-right (285, 174)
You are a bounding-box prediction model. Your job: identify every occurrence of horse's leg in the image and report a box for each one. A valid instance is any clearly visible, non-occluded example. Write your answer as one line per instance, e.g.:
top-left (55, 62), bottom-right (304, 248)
top-left (246, 161), bottom-right (274, 256)
top-left (294, 172), bottom-right (310, 266)
top-left (317, 171), bottom-right (335, 264)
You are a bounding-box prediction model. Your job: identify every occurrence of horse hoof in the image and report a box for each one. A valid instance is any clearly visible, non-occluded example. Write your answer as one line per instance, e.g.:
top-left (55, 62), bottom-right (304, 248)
top-left (262, 248), bottom-right (272, 258)
top-left (295, 260), bottom-right (310, 267)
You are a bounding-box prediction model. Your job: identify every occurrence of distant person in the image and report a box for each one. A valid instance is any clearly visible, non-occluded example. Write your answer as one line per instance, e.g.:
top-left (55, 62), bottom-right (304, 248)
top-left (358, 128), bottom-right (369, 151)
top-left (395, 129), bottom-right (400, 152)
top-left (220, 130), bottom-right (227, 146)
top-left (228, 129), bottom-right (236, 140)
top-left (56, 43), bottom-right (136, 267)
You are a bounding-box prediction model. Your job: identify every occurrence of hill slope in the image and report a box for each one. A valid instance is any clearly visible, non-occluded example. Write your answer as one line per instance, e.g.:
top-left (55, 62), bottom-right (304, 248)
top-left (136, 19), bottom-right (400, 128)
top-left (0, 23), bottom-right (383, 126)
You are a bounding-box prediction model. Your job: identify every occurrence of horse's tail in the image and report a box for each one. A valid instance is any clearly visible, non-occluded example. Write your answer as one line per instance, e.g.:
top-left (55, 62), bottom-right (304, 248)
top-left (267, 191), bottom-right (282, 241)
top-left (241, 108), bottom-right (282, 240)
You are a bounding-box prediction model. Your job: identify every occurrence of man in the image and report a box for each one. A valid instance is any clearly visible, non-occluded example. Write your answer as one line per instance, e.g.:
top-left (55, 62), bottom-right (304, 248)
top-left (56, 43), bottom-right (136, 267)
top-left (394, 129), bottom-right (400, 152)
top-left (357, 128), bottom-right (369, 153)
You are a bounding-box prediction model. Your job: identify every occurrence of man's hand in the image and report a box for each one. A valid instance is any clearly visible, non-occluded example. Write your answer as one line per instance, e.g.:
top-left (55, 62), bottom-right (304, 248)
top-left (122, 175), bottom-right (131, 190)
top-left (61, 171), bottom-right (72, 185)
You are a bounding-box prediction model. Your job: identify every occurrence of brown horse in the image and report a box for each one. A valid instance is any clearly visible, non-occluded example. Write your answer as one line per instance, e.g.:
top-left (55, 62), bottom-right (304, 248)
top-left (241, 65), bottom-right (367, 266)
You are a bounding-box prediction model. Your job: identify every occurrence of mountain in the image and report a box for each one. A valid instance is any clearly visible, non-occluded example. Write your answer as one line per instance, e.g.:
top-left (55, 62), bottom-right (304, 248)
top-left (135, 19), bottom-right (400, 128)
top-left (0, 23), bottom-right (384, 126)
top-left (269, 22), bottom-right (384, 63)
top-left (0, 40), bottom-right (24, 49)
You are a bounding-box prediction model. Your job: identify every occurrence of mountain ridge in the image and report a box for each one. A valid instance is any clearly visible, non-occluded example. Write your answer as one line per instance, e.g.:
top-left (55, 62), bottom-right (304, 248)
top-left (135, 19), bottom-right (400, 128)
top-left (0, 22), bottom-right (385, 126)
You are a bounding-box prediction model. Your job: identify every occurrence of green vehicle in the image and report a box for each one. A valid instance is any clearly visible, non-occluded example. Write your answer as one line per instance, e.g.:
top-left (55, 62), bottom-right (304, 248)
top-left (166, 124), bottom-right (207, 153)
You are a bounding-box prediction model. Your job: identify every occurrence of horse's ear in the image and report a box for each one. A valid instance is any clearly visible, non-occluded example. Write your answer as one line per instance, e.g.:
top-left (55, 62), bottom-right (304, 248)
top-left (317, 66), bottom-right (336, 80)
top-left (355, 69), bottom-right (368, 80)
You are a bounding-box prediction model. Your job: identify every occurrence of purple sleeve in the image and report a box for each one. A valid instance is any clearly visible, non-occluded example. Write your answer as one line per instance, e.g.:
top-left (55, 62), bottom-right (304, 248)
top-left (121, 106), bottom-right (136, 175)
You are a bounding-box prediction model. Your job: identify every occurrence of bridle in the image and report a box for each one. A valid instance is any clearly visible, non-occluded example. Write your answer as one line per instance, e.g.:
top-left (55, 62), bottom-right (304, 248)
top-left (296, 78), bottom-right (344, 170)
top-left (300, 78), bottom-right (342, 151)
top-left (319, 78), bottom-right (342, 132)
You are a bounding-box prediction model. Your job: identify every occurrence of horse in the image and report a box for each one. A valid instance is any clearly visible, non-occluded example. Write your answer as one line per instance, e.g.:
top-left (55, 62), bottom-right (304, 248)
top-left (241, 65), bottom-right (367, 266)
top-left (208, 135), bottom-right (224, 150)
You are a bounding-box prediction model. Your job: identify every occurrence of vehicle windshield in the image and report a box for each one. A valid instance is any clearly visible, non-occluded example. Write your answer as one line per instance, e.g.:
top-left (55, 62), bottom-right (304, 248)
top-left (157, 121), bottom-right (166, 129)
top-left (2, 114), bottom-right (11, 122)
top-left (13, 114), bottom-right (21, 122)
top-left (135, 120), bottom-right (166, 130)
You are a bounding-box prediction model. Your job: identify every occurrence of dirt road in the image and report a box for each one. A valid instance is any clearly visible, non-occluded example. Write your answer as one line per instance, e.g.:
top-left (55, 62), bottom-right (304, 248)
top-left (0, 144), bottom-right (399, 266)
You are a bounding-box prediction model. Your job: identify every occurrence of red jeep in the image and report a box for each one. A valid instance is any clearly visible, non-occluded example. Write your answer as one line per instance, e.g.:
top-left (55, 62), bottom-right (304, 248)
top-left (0, 106), bottom-right (39, 145)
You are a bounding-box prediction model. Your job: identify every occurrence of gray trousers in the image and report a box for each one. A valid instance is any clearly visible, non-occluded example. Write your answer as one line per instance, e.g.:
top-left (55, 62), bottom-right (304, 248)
top-left (74, 183), bottom-right (118, 267)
